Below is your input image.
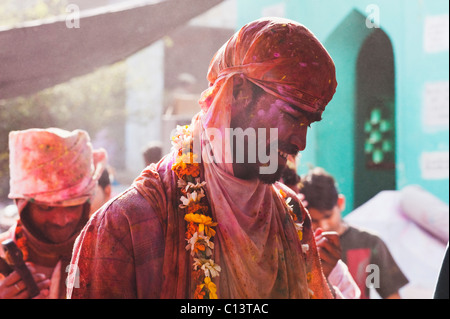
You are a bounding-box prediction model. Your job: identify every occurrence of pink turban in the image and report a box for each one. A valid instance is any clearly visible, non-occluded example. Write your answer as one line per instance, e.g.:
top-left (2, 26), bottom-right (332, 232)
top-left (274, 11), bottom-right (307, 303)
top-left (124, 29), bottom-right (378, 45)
top-left (8, 128), bottom-right (107, 207)
top-left (201, 17), bottom-right (337, 118)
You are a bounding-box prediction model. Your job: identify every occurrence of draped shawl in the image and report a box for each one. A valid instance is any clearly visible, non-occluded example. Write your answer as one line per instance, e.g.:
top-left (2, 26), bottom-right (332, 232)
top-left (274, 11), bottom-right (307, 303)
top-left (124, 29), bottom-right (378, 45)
top-left (68, 17), bottom-right (336, 299)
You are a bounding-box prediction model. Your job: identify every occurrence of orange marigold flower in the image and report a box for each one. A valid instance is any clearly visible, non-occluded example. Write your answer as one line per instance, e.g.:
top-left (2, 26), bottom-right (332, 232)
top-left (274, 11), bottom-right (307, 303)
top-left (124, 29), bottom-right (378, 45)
top-left (184, 164), bottom-right (200, 178)
top-left (186, 222), bottom-right (198, 240)
top-left (194, 241), bottom-right (206, 254)
top-left (194, 284), bottom-right (206, 299)
top-left (15, 221), bottom-right (29, 261)
top-left (186, 203), bottom-right (208, 215)
top-left (172, 161), bottom-right (186, 178)
top-left (192, 268), bottom-right (204, 284)
top-left (172, 163), bottom-right (200, 180)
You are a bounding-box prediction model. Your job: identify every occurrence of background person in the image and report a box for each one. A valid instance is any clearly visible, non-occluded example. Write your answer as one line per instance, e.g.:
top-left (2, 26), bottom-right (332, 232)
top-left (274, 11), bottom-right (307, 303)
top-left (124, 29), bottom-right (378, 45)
top-left (299, 167), bottom-right (409, 298)
top-left (281, 165), bottom-right (360, 298)
top-left (0, 128), bottom-right (106, 299)
top-left (142, 141), bottom-right (163, 167)
top-left (89, 166), bottom-right (113, 216)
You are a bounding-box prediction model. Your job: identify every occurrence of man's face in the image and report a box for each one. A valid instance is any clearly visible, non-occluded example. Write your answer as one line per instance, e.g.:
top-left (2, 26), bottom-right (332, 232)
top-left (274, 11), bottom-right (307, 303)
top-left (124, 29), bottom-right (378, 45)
top-left (230, 90), bottom-right (313, 184)
top-left (28, 202), bottom-right (84, 243)
top-left (308, 205), bottom-right (342, 233)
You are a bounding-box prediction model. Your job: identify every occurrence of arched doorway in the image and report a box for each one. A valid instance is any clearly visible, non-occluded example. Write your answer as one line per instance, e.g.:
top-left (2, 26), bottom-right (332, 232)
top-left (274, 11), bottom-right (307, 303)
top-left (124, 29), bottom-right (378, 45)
top-left (354, 29), bottom-right (396, 208)
top-left (315, 10), bottom-right (396, 214)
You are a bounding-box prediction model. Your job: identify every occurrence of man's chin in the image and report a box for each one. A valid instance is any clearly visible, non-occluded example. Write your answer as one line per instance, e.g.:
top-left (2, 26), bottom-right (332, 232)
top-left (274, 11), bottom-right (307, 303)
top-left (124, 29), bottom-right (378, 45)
top-left (258, 166), bottom-right (284, 184)
top-left (45, 227), bottom-right (78, 243)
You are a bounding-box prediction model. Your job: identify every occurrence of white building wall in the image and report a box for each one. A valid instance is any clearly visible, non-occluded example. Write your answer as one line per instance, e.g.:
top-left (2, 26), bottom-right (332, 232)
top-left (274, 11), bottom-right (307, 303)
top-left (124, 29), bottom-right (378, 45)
top-left (125, 40), bottom-right (164, 178)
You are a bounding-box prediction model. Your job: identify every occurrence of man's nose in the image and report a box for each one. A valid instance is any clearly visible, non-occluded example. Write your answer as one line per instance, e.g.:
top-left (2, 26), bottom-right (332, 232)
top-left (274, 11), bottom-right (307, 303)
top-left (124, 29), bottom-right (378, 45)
top-left (290, 127), bottom-right (308, 151)
top-left (318, 220), bottom-right (332, 232)
top-left (51, 210), bottom-right (72, 226)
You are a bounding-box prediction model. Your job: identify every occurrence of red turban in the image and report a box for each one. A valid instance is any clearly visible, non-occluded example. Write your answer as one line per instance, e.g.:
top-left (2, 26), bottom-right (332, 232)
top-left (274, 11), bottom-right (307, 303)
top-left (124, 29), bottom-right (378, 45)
top-left (8, 128), bottom-right (107, 207)
top-left (203, 17), bottom-right (337, 118)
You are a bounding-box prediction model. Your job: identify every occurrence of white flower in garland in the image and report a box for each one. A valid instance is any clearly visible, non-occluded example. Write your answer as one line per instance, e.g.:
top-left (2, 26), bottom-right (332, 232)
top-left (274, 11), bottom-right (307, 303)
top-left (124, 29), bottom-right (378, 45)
top-left (285, 197), bottom-right (294, 214)
top-left (171, 125), bottom-right (193, 151)
top-left (201, 260), bottom-right (221, 278)
top-left (186, 232), bottom-right (214, 257)
top-left (302, 244), bottom-right (309, 254)
top-left (185, 179), bottom-right (207, 192)
top-left (179, 189), bottom-right (205, 209)
top-left (177, 179), bottom-right (187, 189)
top-left (178, 177), bottom-right (207, 192)
top-left (193, 258), bottom-right (221, 278)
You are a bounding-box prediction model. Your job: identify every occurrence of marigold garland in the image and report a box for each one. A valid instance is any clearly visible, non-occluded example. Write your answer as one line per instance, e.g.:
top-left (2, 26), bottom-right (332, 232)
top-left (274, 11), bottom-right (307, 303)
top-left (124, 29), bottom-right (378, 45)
top-left (14, 220), bottom-right (29, 261)
top-left (171, 125), bottom-right (221, 299)
top-left (279, 188), bottom-right (315, 298)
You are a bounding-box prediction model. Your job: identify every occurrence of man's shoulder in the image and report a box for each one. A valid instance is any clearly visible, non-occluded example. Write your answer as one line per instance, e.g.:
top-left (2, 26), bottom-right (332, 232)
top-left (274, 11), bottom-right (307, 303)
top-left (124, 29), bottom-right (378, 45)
top-left (91, 186), bottom-right (159, 227)
top-left (110, 187), bottom-right (150, 210)
top-left (346, 225), bottom-right (380, 236)
top-left (341, 225), bottom-right (385, 247)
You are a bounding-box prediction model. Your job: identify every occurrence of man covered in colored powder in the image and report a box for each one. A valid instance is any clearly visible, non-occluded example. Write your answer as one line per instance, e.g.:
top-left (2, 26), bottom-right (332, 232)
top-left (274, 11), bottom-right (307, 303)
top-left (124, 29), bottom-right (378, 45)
top-left (0, 128), bottom-right (106, 299)
top-left (68, 17), bottom-right (338, 299)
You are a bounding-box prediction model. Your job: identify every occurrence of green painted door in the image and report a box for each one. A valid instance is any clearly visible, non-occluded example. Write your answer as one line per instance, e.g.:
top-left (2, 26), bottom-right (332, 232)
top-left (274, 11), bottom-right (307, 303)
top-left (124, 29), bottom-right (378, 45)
top-left (354, 29), bottom-right (396, 209)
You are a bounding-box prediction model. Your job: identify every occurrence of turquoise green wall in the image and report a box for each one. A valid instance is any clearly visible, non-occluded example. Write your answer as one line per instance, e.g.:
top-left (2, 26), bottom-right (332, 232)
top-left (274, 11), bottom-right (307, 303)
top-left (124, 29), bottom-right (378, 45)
top-left (237, 0), bottom-right (449, 214)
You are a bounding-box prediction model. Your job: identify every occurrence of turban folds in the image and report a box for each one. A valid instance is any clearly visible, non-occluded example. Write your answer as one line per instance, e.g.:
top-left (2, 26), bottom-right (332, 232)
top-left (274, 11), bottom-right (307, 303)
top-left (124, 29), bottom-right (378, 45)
top-left (8, 128), bottom-right (107, 207)
top-left (202, 17), bottom-right (337, 117)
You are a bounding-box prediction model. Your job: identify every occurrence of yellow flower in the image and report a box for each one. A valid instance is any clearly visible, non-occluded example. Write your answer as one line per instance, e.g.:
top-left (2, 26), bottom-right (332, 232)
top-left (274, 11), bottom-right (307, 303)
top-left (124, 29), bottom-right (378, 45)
top-left (204, 277), bottom-right (218, 299)
top-left (185, 213), bottom-right (218, 237)
top-left (179, 152), bottom-right (199, 165)
top-left (294, 222), bottom-right (303, 241)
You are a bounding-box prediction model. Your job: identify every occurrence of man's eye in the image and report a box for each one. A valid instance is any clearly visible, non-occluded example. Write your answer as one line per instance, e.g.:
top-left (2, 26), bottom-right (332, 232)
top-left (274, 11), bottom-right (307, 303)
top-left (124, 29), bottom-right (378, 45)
top-left (37, 204), bottom-right (53, 211)
top-left (284, 112), bottom-right (298, 121)
top-left (66, 205), bottom-right (82, 211)
top-left (283, 111), bottom-right (312, 128)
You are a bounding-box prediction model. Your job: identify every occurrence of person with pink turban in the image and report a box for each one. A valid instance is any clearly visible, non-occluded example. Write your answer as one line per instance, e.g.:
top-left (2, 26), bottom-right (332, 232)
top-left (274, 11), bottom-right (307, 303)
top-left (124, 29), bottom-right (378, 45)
top-left (0, 128), bottom-right (106, 299)
top-left (68, 17), bottom-right (337, 299)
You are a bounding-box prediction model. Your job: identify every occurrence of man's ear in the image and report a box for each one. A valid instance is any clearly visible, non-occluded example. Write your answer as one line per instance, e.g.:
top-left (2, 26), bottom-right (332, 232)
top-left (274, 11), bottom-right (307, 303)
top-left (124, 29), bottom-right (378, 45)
top-left (104, 185), bottom-right (112, 199)
top-left (337, 194), bottom-right (346, 212)
top-left (232, 74), bottom-right (245, 99)
top-left (231, 75), bottom-right (254, 112)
